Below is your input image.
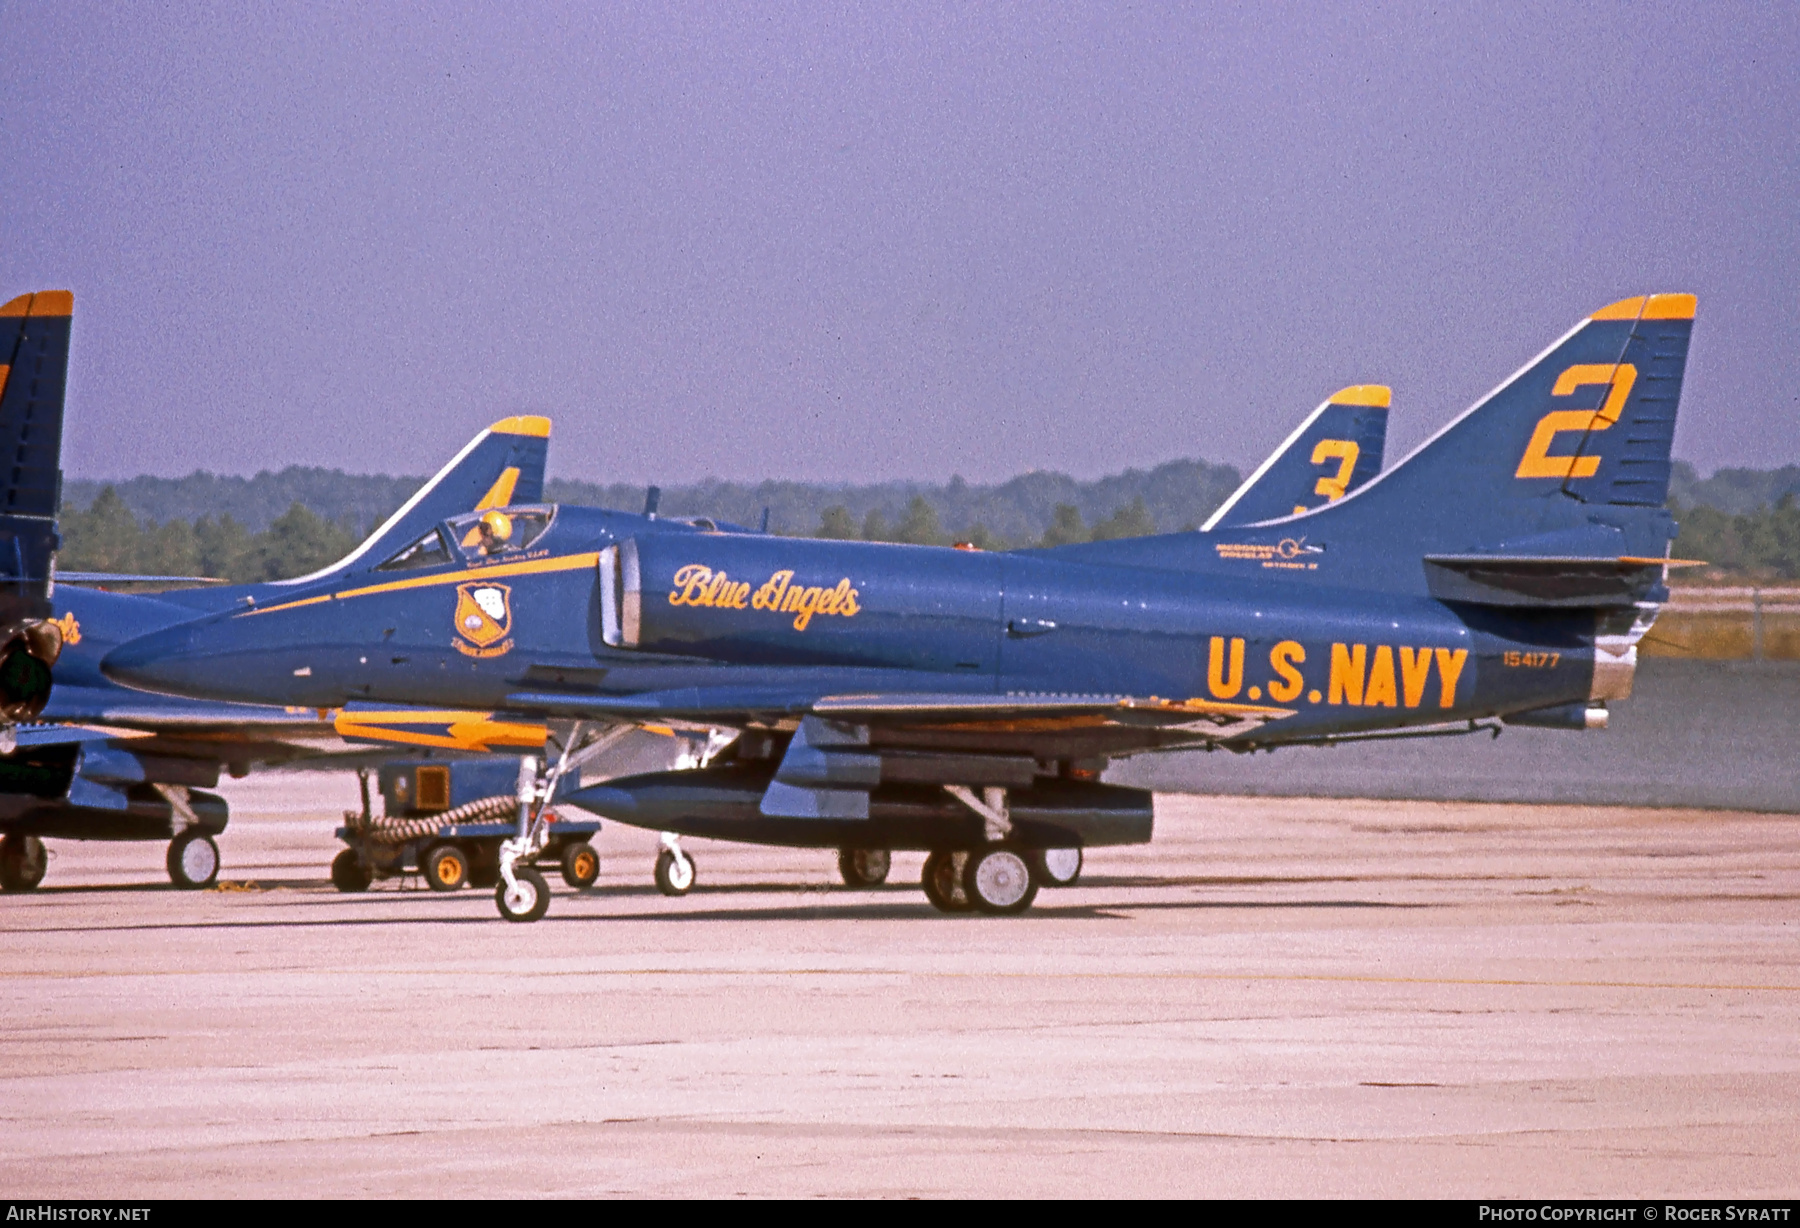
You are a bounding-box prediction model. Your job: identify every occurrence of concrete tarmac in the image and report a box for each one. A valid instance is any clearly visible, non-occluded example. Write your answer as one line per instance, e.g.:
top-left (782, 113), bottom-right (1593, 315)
top-left (2, 774), bottom-right (1797, 1198)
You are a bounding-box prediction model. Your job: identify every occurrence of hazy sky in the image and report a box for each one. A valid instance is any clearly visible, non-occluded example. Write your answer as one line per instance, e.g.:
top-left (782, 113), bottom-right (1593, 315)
top-left (3, 2), bottom-right (1795, 484)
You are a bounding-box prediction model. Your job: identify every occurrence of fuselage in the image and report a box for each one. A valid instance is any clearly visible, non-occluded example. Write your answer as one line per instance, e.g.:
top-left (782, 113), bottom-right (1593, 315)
top-left (102, 503), bottom-right (1608, 750)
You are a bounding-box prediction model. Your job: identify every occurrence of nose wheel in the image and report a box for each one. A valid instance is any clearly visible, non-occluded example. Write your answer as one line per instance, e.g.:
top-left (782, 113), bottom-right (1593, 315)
top-left (655, 843), bottom-right (696, 896)
top-left (496, 865), bottom-right (550, 922)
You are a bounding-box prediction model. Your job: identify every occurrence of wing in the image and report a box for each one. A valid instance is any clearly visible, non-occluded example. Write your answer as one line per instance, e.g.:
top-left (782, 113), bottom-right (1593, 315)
top-left (504, 685), bottom-right (1291, 758)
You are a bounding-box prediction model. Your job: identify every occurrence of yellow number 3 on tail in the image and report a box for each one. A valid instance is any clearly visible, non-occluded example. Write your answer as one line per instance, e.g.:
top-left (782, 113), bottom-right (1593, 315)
top-left (1515, 364), bottom-right (1637, 480)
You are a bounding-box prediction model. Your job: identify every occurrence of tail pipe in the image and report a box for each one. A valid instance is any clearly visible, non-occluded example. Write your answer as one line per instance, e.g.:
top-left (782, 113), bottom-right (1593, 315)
top-left (1590, 604), bottom-right (1659, 703)
top-left (0, 619), bottom-right (63, 722)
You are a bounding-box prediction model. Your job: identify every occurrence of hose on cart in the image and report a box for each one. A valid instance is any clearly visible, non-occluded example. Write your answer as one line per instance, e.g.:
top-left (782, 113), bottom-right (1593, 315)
top-left (341, 794), bottom-right (517, 846)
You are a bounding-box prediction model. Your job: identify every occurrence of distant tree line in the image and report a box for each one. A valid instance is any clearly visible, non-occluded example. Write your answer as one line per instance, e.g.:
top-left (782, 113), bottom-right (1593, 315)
top-left (59, 488), bottom-right (362, 583)
top-left (809, 494), bottom-right (1161, 548)
top-left (1670, 497), bottom-right (1800, 582)
top-left (53, 459), bottom-right (1800, 584)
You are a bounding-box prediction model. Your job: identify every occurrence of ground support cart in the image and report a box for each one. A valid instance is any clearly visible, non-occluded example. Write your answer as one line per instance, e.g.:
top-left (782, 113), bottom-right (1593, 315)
top-left (330, 758), bottom-right (599, 895)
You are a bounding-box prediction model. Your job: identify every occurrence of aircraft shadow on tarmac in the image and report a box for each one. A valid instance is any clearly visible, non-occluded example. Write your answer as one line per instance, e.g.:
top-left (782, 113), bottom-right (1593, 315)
top-left (5, 886), bottom-right (1428, 933)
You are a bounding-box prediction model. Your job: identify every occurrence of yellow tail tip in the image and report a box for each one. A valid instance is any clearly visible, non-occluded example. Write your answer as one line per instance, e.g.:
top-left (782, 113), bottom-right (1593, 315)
top-left (0, 290), bottom-right (73, 319)
top-left (489, 415), bottom-right (551, 438)
top-left (1327, 384), bottom-right (1390, 408)
top-left (1590, 293), bottom-right (1696, 322)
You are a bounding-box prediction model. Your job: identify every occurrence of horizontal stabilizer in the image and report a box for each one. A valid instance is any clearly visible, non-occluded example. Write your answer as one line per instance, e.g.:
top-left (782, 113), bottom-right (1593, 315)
top-left (1422, 554), bottom-right (1685, 608)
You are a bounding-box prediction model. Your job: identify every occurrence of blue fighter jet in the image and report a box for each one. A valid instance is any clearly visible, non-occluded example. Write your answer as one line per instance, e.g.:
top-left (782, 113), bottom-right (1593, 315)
top-left (103, 293), bottom-right (1696, 922)
top-left (94, 377), bottom-right (1392, 908)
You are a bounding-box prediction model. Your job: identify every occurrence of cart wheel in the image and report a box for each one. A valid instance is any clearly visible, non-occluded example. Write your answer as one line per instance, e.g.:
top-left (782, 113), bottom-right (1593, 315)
top-left (423, 843), bottom-right (469, 892)
top-left (654, 847), bottom-right (695, 896)
top-left (167, 831), bottom-right (220, 889)
top-left (496, 866), bottom-right (550, 922)
top-left (331, 848), bottom-right (372, 893)
top-left (560, 842), bottom-right (600, 889)
top-left (0, 834), bottom-right (48, 892)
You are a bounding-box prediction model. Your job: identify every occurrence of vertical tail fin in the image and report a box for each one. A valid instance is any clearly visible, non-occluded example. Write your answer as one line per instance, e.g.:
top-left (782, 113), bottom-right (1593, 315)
top-left (0, 291), bottom-right (74, 721)
top-left (271, 415), bottom-right (551, 585)
top-left (0, 291), bottom-right (72, 598)
top-left (1048, 294), bottom-right (1697, 596)
top-left (1203, 385), bottom-right (1389, 529)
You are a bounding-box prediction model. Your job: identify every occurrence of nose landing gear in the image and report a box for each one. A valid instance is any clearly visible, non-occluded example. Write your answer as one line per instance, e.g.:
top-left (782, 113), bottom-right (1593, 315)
top-left (496, 865), bottom-right (550, 922)
top-left (654, 835), bottom-right (696, 896)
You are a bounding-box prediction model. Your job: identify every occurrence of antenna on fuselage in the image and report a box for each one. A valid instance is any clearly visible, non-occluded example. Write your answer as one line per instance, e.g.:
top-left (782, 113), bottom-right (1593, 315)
top-left (759, 507), bottom-right (770, 534)
top-left (644, 486), bottom-right (660, 520)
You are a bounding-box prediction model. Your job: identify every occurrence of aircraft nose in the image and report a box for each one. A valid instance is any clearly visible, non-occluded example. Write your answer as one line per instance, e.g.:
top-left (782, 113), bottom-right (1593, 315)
top-left (101, 625), bottom-right (207, 695)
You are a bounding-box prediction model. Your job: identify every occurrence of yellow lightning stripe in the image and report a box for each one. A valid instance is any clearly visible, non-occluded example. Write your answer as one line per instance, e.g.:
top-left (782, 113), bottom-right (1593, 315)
top-left (335, 709), bottom-right (547, 752)
top-left (241, 552), bottom-right (601, 617)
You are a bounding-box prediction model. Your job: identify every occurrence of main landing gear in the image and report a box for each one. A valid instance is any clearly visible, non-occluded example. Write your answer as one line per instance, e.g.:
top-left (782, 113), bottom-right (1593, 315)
top-left (923, 847), bottom-right (1039, 915)
top-left (837, 847), bottom-right (890, 887)
top-left (0, 833), bottom-right (47, 892)
top-left (167, 830), bottom-right (220, 889)
top-left (919, 786), bottom-right (1082, 915)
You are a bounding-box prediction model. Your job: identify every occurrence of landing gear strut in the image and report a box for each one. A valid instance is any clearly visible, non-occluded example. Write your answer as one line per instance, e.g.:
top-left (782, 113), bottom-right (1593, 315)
top-left (492, 723), bottom-right (633, 922)
top-left (929, 786), bottom-right (1042, 915)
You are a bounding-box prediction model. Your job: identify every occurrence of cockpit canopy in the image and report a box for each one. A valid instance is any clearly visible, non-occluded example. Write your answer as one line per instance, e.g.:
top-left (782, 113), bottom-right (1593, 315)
top-left (376, 505), bottom-right (557, 572)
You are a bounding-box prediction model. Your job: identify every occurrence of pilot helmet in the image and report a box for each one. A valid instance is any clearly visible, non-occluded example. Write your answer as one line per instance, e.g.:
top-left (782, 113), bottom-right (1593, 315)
top-left (479, 510), bottom-right (514, 543)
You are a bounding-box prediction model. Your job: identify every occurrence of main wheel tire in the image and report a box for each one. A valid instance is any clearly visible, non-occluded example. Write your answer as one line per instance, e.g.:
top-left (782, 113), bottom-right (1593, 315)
top-left (921, 850), bottom-right (973, 913)
top-left (496, 865), bottom-right (550, 922)
top-left (837, 847), bottom-right (891, 887)
top-left (331, 847), bottom-right (372, 893)
top-left (167, 831), bottom-right (221, 890)
top-left (423, 843), bottom-right (469, 892)
top-left (0, 834), bottom-right (47, 892)
top-left (560, 841), bottom-right (600, 889)
top-left (1030, 847), bottom-right (1083, 887)
top-left (964, 847), bottom-right (1038, 915)
top-left (654, 847), bottom-right (695, 896)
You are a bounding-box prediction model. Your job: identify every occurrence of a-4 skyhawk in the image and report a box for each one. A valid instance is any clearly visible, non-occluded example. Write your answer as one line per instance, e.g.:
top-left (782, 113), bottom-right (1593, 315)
top-left (103, 295), bottom-right (1698, 921)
